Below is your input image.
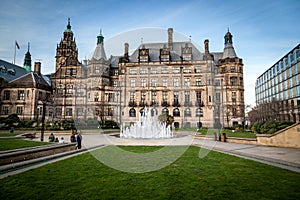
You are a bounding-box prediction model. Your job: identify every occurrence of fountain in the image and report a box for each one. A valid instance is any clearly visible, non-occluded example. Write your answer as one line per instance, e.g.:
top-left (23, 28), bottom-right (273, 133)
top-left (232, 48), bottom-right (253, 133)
top-left (120, 108), bottom-right (173, 139)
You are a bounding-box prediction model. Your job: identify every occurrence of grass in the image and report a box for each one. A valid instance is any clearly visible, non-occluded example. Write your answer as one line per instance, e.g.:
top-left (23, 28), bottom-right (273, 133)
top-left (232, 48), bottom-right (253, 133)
top-left (197, 129), bottom-right (256, 138)
top-left (0, 139), bottom-right (51, 151)
top-left (0, 146), bottom-right (299, 199)
top-left (0, 132), bottom-right (20, 137)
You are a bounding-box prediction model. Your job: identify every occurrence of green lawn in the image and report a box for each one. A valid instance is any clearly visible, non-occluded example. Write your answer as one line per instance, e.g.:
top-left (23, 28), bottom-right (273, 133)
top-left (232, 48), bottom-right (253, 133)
top-left (197, 129), bottom-right (256, 138)
top-left (0, 139), bottom-right (51, 151)
top-left (0, 146), bottom-right (299, 199)
top-left (0, 132), bottom-right (21, 137)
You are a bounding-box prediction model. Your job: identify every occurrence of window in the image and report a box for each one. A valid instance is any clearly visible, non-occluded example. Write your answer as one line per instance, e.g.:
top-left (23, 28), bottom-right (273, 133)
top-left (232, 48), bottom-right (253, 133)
top-left (139, 56), bottom-right (148, 62)
top-left (184, 108), bottom-right (191, 117)
top-left (196, 91), bottom-right (202, 105)
top-left (113, 81), bottom-right (118, 87)
top-left (162, 91), bottom-right (168, 101)
top-left (232, 92), bottom-right (237, 102)
top-left (151, 108), bottom-right (157, 116)
top-left (162, 79), bottom-right (168, 87)
top-left (162, 108), bottom-right (169, 115)
top-left (195, 66), bottom-right (202, 73)
top-left (215, 79), bottom-right (221, 86)
top-left (3, 91), bottom-right (10, 100)
top-left (196, 78), bottom-right (201, 86)
top-left (184, 78), bottom-right (190, 86)
top-left (230, 66), bottom-right (236, 72)
top-left (162, 68), bottom-right (169, 73)
top-left (57, 85), bottom-right (64, 95)
top-left (196, 108), bottom-right (203, 117)
top-left (56, 108), bottom-right (62, 116)
top-left (184, 91), bottom-right (190, 104)
top-left (94, 92), bottom-right (99, 102)
top-left (77, 108), bottom-right (84, 116)
top-left (18, 90), bottom-right (25, 100)
top-left (129, 68), bottom-right (137, 74)
top-left (95, 66), bottom-right (100, 73)
top-left (173, 78), bottom-right (179, 87)
top-left (151, 79), bottom-right (157, 87)
top-left (151, 68), bottom-right (157, 74)
top-left (173, 108), bottom-right (180, 116)
top-left (130, 92), bottom-right (135, 102)
top-left (140, 68), bottom-right (148, 74)
top-left (66, 85), bottom-right (73, 95)
top-left (108, 93), bottom-right (114, 102)
top-left (66, 108), bottom-right (72, 116)
top-left (151, 91), bottom-right (157, 104)
top-left (130, 79), bottom-right (136, 87)
top-left (2, 106), bottom-right (9, 115)
top-left (173, 68), bottom-right (180, 73)
top-left (174, 91), bottom-right (179, 101)
top-left (129, 108), bottom-right (136, 117)
top-left (183, 67), bottom-right (191, 73)
top-left (230, 77), bottom-right (237, 86)
top-left (141, 79), bottom-right (146, 87)
top-left (114, 70), bottom-right (119, 76)
top-left (16, 107), bottom-right (23, 115)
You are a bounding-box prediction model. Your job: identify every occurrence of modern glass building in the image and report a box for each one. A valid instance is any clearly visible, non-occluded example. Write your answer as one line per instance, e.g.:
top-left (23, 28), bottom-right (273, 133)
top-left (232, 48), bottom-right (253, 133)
top-left (254, 44), bottom-right (300, 122)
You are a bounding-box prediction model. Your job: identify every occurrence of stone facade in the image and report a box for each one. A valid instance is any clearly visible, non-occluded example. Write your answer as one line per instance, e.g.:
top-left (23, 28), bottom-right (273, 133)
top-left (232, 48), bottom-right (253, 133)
top-left (0, 20), bottom-right (245, 129)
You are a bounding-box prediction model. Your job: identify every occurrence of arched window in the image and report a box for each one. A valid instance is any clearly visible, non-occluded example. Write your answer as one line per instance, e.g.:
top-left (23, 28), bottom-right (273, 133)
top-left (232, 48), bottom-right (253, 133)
top-left (162, 108), bottom-right (169, 115)
top-left (196, 108), bottom-right (203, 117)
top-left (140, 108), bottom-right (145, 116)
top-left (151, 108), bottom-right (157, 116)
top-left (184, 108), bottom-right (191, 117)
top-left (129, 108), bottom-right (136, 117)
top-left (173, 108), bottom-right (180, 117)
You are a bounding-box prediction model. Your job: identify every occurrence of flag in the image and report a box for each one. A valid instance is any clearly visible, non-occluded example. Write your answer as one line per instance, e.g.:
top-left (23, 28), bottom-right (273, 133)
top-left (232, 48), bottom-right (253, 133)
top-left (15, 41), bottom-right (20, 49)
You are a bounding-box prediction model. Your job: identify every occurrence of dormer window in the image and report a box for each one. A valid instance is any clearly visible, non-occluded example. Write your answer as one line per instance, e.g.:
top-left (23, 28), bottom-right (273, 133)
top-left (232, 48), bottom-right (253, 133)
top-left (182, 43), bottom-right (192, 61)
top-left (0, 65), bottom-right (7, 73)
top-left (160, 46), bottom-right (170, 62)
top-left (7, 69), bottom-right (16, 76)
top-left (139, 47), bottom-right (149, 62)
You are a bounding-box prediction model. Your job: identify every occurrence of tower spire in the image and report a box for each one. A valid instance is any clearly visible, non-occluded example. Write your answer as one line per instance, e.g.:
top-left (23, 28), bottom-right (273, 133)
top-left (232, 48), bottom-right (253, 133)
top-left (222, 29), bottom-right (237, 59)
top-left (23, 42), bottom-right (32, 73)
top-left (97, 28), bottom-right (104, 44)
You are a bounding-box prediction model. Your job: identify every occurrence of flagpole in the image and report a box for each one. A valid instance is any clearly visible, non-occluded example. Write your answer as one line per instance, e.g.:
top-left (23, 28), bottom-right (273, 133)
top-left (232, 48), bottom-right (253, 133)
top-left (14, 41), bottom-right (16, 64)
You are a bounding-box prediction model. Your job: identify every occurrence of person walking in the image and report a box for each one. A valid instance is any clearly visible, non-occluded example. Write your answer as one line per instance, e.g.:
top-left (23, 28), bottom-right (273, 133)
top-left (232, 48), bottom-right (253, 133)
top-left (75, 131), bottom-right (82, 149)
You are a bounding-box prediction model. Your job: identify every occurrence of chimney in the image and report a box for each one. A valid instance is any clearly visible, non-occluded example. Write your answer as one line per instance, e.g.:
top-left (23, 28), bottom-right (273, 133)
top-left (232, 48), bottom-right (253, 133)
top-left (168, 28), bottom-right (173, 51)
top-left (124, 42), bottom-right (129, 57)
top-left (34, 62), bottom-right (41, 74)
top-left (204, 39), bottom-right (209, 54)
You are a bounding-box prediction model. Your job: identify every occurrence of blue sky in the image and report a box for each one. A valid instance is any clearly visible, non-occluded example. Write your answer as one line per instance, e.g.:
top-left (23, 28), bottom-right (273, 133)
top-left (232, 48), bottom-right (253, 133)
top-left (0, 0), bottom-right (299, 106)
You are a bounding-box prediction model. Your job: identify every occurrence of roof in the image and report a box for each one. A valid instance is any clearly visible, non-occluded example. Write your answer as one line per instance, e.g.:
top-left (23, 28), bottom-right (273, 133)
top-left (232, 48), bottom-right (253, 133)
top-left (8, 72), bottom-right (51, 89)
top-left (128, 41), bottom-right (203, 62)
top-left (0, 59), bottom-right (27, 82)
top-left (91, 43), bottom-right (107, 60)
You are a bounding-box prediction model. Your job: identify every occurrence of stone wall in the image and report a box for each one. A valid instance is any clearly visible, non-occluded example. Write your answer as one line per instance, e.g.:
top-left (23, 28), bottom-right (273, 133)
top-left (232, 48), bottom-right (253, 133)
top-left (256, 123), bottom-right (300, 148)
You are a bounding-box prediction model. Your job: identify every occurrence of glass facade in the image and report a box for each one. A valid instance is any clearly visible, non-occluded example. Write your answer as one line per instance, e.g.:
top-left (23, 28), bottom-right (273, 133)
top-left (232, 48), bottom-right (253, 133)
top-left (254, 44), bottom-right (300, 122)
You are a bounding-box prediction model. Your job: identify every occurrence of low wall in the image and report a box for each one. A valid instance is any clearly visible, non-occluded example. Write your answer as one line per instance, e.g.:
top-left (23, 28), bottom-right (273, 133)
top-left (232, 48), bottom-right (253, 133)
top-left (256, 123), bottom-right (300, 148)
top-left (0, 143), bottom-right (75, 165)
top-left (194, 135), bottom-right (257, 145)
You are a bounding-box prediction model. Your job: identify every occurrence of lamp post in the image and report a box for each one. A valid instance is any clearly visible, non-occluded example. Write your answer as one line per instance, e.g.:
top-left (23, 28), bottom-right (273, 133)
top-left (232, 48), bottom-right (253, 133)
top-left (40, 101), bottom-right (46, 141)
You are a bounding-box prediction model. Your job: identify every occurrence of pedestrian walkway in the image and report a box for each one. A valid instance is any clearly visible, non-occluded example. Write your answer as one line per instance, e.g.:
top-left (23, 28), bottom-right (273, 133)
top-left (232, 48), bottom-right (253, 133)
top-left (192, 138), bottom-right (300, 173)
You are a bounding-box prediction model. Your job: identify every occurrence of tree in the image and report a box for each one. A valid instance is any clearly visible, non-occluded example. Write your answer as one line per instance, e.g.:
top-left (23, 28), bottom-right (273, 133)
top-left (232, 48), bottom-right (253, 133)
top-left (0, 114), bottom-right (20, 127)
top-left (158, 114), bottom-right (174, 127)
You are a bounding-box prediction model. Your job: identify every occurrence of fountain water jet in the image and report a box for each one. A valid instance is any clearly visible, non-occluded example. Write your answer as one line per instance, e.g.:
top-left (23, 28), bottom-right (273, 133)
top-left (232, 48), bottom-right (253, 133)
top-left (120, 108), bottom-right (173, 139)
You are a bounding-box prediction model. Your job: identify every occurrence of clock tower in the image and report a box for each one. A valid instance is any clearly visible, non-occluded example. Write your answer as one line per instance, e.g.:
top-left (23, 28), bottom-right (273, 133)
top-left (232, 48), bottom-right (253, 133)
top-left (55, 18), bottom-right (80, 71)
